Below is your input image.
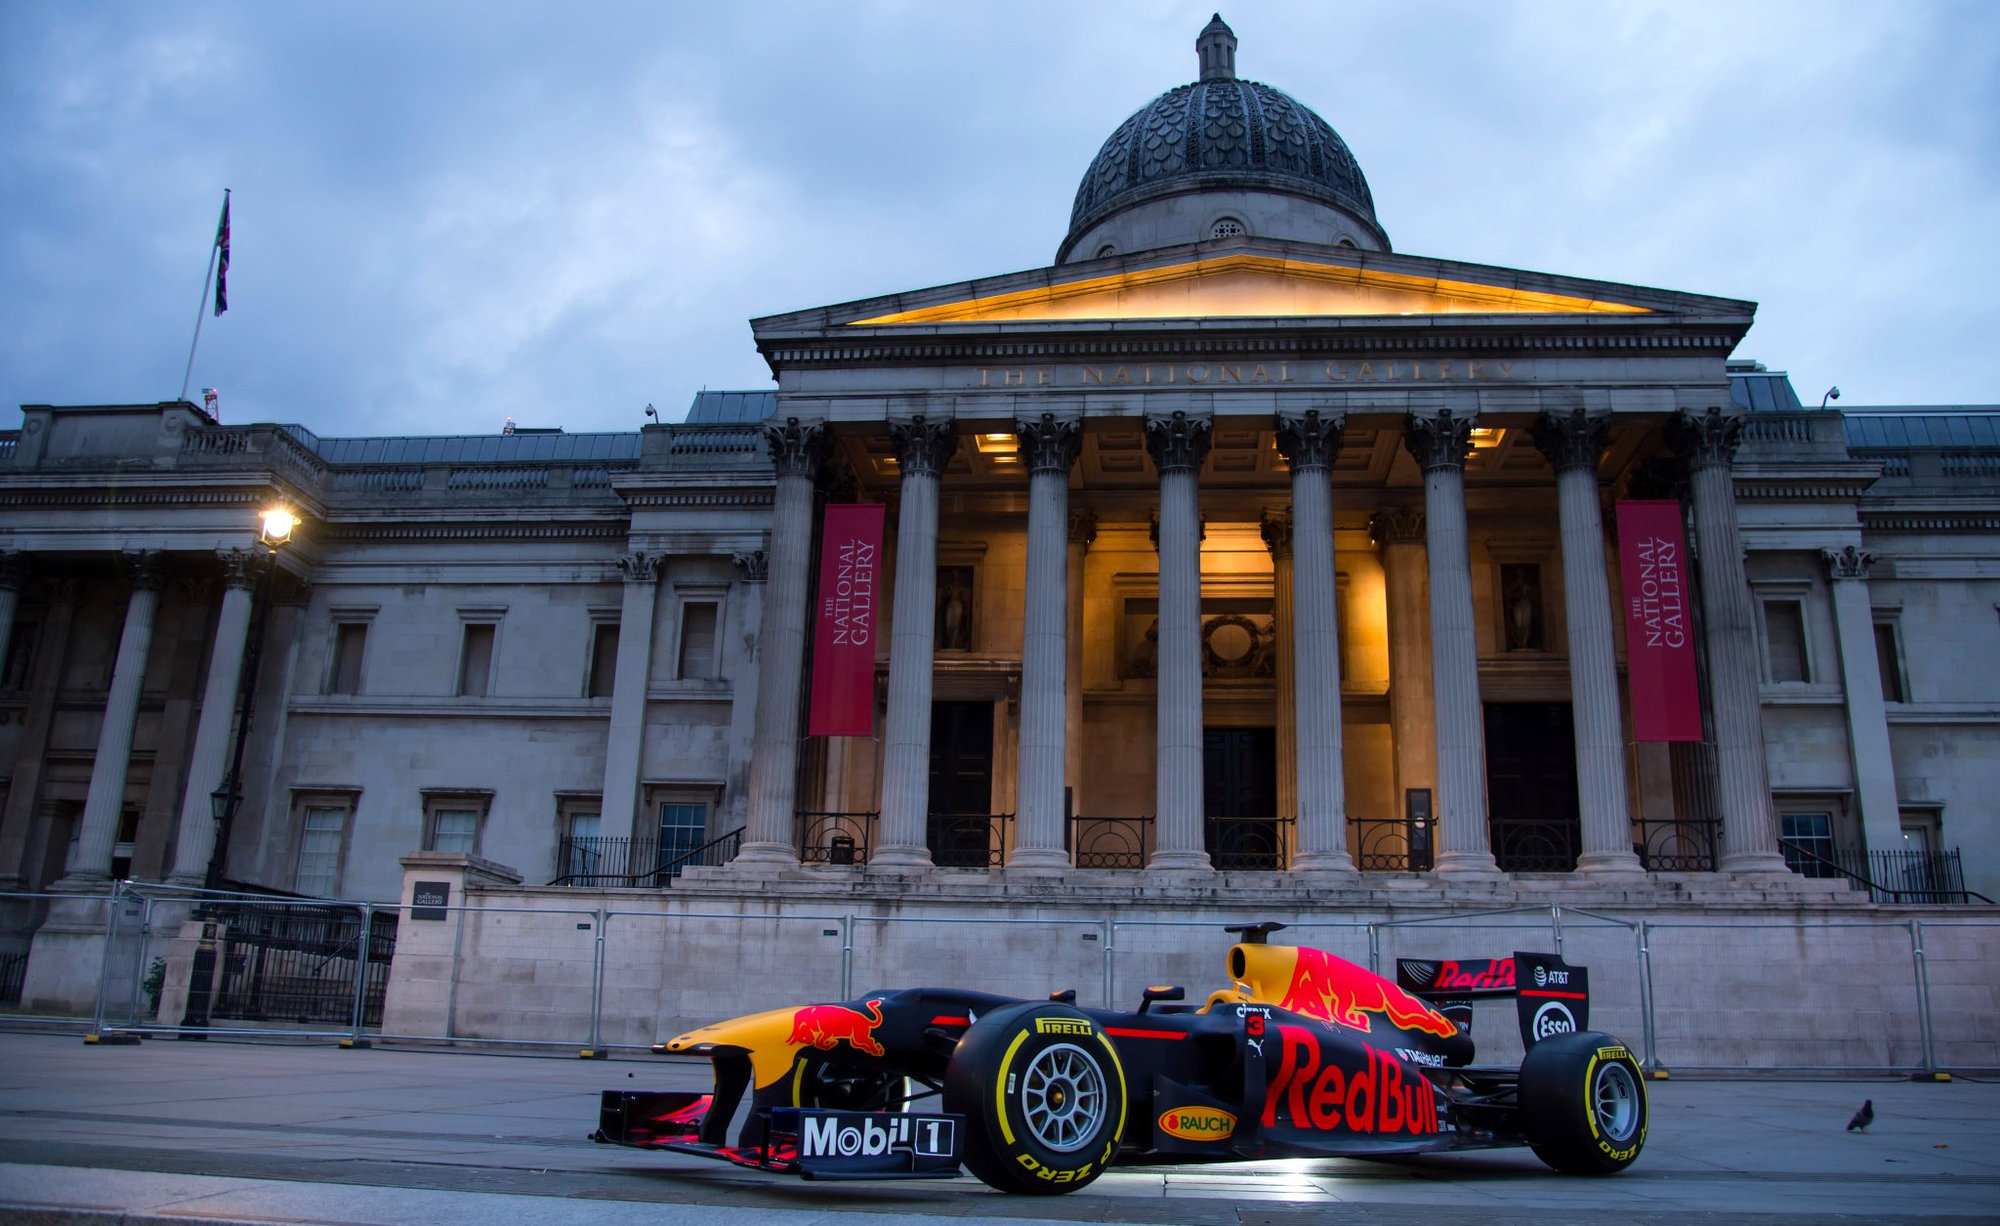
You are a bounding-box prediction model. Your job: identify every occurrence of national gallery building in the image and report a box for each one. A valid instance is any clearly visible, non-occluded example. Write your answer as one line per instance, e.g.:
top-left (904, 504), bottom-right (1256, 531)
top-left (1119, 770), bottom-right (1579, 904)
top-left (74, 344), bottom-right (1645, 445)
top-left (4, 18), bottom-right (1997, 1012)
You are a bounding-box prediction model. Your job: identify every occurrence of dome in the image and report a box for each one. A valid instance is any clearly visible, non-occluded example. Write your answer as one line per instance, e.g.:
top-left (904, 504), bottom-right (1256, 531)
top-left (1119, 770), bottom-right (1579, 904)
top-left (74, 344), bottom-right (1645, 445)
top-left (1058, 15), bottom-right (1387, 263)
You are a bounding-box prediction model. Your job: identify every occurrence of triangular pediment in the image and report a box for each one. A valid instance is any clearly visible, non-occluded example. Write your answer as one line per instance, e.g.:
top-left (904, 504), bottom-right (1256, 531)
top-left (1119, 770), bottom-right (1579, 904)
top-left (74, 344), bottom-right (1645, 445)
top-left (845, 253), bottom-right (1651, 325)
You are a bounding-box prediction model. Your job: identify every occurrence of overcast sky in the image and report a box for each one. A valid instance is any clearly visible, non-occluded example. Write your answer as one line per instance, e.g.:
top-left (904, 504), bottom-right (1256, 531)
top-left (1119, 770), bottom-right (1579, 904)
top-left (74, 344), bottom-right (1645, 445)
top-left (3, 1), bottom-right (1996, 437)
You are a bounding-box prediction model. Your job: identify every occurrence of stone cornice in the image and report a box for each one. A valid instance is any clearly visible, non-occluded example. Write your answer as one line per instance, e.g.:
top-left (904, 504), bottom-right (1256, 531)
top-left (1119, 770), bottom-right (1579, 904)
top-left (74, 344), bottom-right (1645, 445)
top-left (760, 323), bottom-right (1745, 369)
top-left (315, 522), bottom-right (629, 543)
top-left (1861, 510), bottom-right (2000, 533)
top-left (1732, 478), bottom-right (1878, 502)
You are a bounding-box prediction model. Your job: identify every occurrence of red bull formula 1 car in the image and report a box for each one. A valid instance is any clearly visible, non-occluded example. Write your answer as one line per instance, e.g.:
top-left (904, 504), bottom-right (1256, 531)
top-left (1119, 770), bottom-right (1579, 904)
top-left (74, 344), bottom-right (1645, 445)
top-left (595, 922), bottom-right (1647, 1194)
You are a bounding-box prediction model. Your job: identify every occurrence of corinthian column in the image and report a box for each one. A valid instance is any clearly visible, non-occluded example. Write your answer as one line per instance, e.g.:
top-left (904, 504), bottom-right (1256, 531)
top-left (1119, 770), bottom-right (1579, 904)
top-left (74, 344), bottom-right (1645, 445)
top-left (1065, 512), bottom-right (1095, 821)
top-left (1010, 413), bottom-right (1081, 871)
top-left (1276, 410), bottom-right (1356, 874)
top-left (1145, 411), bottom-right (1212, 871)
top-left (1402, 411), bottom-right (1499, 875)
top-left (1532, 410), bottom-right (1643, 875)
top-left (168, 550), bottom-right (260, 885)
top-left (873, 416), bottom-right (958, 869)
top-left (737, 418), bottom-right (829, 866)
top-left (1259, 512), bottom-right (1297, 828)
top-left (1822, 545), bottom-right (1902, 856)
top-left (58, 551), bottom-right (165, 888)
top-left (599, 551), bottom-right (662, 847)
top-left (1670, 408), bottom-right (1788, 874)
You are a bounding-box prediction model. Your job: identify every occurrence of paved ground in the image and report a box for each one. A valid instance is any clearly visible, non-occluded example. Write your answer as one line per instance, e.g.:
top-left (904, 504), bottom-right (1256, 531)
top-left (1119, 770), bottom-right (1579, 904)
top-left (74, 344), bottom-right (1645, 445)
top-left (0, 1030), bottom-right (1995, 1225)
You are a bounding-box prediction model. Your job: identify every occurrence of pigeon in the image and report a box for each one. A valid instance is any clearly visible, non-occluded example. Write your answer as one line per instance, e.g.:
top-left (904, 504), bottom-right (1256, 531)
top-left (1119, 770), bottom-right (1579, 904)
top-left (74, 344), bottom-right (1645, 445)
top-left (1846, 1099), bottom-right (1874, 1132)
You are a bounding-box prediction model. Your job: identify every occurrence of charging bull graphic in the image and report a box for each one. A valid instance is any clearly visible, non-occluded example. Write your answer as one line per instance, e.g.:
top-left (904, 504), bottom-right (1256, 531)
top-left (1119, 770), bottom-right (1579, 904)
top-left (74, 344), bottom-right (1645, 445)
top-left (1237, 944), bottom-right (1456, 1038)
top-left (787, 999), bottom-right (886, 1056)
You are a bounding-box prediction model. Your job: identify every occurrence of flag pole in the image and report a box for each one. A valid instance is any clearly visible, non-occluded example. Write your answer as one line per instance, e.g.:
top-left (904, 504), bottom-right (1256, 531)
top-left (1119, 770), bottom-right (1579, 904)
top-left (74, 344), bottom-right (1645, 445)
top-left (178, 189), bottom-right (229, 405)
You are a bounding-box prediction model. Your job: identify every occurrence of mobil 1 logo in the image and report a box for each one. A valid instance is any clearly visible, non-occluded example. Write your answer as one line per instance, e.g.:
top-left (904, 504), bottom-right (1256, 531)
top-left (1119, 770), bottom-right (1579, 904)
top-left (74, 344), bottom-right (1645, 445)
top-left (791, 1109), bottom-right (963, 1176)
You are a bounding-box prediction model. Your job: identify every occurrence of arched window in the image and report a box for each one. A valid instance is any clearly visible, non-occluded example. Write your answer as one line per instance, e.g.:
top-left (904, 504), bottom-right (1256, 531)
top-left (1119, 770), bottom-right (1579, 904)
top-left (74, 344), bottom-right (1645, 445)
top-left (1095, 244), bottom-right (1117, 259)
top-left (1210, 217), bottom-right (1246, 239)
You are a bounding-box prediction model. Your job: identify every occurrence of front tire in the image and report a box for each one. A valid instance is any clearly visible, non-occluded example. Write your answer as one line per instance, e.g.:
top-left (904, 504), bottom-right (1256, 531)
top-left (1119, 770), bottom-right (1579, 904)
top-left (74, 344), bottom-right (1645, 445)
top-left (943, 1002), bottom-right (1127, 1194)
top-left (1519, 1031), bottom-right (1648, 1175)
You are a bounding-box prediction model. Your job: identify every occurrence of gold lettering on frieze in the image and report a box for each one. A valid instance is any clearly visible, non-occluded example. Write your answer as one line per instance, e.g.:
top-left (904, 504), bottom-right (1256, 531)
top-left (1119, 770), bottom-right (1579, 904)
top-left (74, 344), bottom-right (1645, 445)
top-left (975, 360), bottom-right (1519, 390)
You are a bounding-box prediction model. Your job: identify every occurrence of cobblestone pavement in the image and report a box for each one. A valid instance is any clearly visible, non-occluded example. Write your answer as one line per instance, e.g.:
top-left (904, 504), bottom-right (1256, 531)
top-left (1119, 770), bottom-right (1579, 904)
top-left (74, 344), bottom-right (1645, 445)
top-left (0, 1031), bottom-right (1995, 1225)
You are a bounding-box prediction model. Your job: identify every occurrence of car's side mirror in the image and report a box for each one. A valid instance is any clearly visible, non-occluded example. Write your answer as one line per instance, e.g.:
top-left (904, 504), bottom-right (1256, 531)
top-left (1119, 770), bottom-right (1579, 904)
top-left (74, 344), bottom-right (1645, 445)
top-left (1138, 985), bottom-right (1185, 1014)
top-left (1048, 988), bottom-right (1077, 1004)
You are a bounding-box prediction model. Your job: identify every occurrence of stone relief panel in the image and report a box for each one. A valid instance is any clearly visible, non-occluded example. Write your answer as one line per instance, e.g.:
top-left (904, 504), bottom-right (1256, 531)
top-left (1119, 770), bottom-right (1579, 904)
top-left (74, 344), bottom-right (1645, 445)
top-left (1120, 597), bottom-right (1275, 679)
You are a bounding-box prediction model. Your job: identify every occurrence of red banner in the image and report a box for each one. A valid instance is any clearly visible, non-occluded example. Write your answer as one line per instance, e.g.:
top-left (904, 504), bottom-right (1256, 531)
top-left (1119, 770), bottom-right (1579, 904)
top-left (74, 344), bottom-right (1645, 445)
top-left (1616, 500), bottom-right (1703, 742)
top-left (807, 503), bottom-right (885, 737)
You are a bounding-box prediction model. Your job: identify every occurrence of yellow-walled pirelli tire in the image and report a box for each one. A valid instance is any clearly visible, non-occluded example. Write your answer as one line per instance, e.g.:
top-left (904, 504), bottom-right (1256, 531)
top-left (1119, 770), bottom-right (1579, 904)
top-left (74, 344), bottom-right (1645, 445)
top-left (942, 1002), bottom-right (1128, 1194)
top-left (1519, 1031), bottom-right (1649, 1175)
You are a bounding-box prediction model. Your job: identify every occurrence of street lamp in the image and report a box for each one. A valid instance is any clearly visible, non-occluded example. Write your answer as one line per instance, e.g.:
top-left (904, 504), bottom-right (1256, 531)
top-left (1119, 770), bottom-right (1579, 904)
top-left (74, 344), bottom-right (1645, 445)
top-left (202, 505), bottom-right (298, 892)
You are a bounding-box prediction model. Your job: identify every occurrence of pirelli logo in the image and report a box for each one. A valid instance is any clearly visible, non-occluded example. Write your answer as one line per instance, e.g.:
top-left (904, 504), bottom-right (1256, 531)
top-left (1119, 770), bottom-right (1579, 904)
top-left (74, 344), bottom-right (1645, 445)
top-left (1035, 1018), bottom-right (1095, 1036)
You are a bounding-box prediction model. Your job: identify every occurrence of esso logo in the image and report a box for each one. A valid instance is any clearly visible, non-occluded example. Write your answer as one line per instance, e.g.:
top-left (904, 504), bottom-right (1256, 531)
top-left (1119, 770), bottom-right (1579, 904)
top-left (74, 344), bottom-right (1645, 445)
top-left (1532, 1001), bottom-right (1577, 1040)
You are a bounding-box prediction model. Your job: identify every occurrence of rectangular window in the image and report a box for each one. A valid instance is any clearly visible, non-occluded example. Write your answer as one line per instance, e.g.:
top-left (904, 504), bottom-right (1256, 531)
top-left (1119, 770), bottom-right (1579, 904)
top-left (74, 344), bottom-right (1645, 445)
top-left (2, 620), bottom-right (36, 690)
top-left (561, 806), bottom-right (602, 884)
top-left (295, 806), bottom-right (347, 897)
top-left (677, 603), bottom-right (718, 680)
top-left (1873, 621), bottom-right (1905, 702)
top-left (457, 623), bottom-right (496, 697)
top-left (1780, 812), bottom-right (1836, 877)
top-left (658, 801), bottom-right (708, 877)
top-left (329, 623), bottom-right (368, 695)
top-left (1762, 600), bottom-right (1809, 683)
top-left (587, 623), bottom-right (620, 698)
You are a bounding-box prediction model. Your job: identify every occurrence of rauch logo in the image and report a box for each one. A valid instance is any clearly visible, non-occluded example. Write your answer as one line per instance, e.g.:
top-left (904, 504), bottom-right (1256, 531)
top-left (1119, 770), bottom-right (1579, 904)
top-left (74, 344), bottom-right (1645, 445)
top-left (1158, 1106), bottom-right (1236, 1140)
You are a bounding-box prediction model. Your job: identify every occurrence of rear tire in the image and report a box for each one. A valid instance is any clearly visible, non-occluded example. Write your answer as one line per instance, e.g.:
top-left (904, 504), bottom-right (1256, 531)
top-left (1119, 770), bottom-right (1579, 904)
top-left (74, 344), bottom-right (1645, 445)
top-left (943, 1002), bottom-right (1127, 1194)
top-left (1519, 1031), bottom-right (1648, 1175)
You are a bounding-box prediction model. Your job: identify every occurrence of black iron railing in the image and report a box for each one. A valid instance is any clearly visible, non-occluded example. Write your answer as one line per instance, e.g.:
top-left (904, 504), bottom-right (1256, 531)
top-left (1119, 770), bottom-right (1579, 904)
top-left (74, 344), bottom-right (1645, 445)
top-left (0, 949), bottom-right (25, 1005)
top-left (201, 901), bottom-right (397, 1027)
top-left (1206, 816), bottom-right (1292, 870)
top-left (798, 811), bottom-right (875, 866)
top-left (550, 828), bottom-right (744, 887)
top-left (1068, 816), bottom-right (1153, 869)
top-left (1350, 815), bottom-right (1434, 872)
top-left (1780, 839), bottom-right (1991, 904)
top-left (1490, 816), bottom-right (1580, 873)
top-left (928, 813), bottom-right (1014, 868)
top-left (1636, 817), bottom-right (1721, 872)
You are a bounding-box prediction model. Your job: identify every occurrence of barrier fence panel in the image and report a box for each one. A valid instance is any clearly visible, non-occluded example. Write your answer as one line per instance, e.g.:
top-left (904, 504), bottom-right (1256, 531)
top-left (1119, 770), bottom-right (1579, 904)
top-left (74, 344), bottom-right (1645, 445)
top-left (1913, 921), bottom-right (2000, 1070)
top-left (384, 901), bottom-right (603, 1046)
top-left (600, 910), bottom-right (850, 1050)
top-left (1641, 920), bottom-right (1928, 1072)
top-left (1107, 919), bottom-right (1372, 1018)
top-left (848, 915), bottom-right (1108, 1010)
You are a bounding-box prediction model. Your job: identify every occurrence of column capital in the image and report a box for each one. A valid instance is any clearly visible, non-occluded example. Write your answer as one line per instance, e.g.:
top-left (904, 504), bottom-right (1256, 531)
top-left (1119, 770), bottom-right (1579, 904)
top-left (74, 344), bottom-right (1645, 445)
top-left (1368, 506), bottom-right (1427, 547)
top-left (1822, 544), bottom-right (1874, 581)
top-left (217, 548), bottom-right (258, 590)
top-left (1667, 407), bottom-right (1744, 471)
top-left (1144, 411), bottom-right (1212, 474)
top-left (616, 551), bottom-right (664, 584)
top-left (1402, 409), bottom-right (1475, 473)
top-left (1530, 408), bottom-right (1609, 473)
top-left (1259, 510), bottom-right (1293, 560)
top-left (0, 550), bottom-right (28, 591)
top-left (1148, 509), bottom-right (1207, 548)
top-left (119, 549), bottom-right (167, 591)
top-left (733, 548), bottom-right (770, 583)
top-left (1067, 510), bottom-right (1098, 548)
top-left (1274, 409), bottom-right (1345, 471)
top-left (1015, 413), bottom-right (1081, 474)
top-left (889, 416), bottom-right (958, 478)
top-left (764, 416), bottom-right (831, 480)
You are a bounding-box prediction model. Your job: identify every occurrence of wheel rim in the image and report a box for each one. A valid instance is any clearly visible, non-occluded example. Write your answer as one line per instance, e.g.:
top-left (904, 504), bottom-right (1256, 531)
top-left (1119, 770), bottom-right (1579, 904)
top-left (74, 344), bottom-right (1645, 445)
top-left (1021, 1043), bottom-right (1107, 1152)
top-left (1593, 1061), bottom-right (1640, 1143)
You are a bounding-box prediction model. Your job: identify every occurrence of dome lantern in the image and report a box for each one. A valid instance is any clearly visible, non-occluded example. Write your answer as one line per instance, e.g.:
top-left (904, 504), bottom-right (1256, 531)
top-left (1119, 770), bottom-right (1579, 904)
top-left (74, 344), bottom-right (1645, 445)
top-left (1197, 13), bottom-right (1237, 82)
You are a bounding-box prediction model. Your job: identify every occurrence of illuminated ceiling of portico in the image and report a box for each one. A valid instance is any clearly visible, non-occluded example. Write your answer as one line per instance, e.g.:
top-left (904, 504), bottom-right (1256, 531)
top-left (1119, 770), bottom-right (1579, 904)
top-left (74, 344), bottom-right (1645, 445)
top-left (848, 255), bottom-right (1652, 325)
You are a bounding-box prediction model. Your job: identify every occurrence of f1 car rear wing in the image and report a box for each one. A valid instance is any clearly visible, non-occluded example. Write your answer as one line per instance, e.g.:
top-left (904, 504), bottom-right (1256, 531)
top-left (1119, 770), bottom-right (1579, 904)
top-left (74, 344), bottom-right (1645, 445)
top-left (1394, 951), bottom-right (1590, 1049)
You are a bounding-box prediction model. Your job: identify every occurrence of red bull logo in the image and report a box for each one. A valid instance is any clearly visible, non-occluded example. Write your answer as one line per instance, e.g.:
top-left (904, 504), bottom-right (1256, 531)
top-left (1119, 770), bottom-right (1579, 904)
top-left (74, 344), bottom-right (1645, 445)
top-left (1279, 947), bottom-right (1457, 1038)
top-left (1435, 958), bottom-right (1515, 991)
top-left (1262, 1024), bottom-right (1440, 1136)
top-left (787, 999), bottom-right (886, 1057)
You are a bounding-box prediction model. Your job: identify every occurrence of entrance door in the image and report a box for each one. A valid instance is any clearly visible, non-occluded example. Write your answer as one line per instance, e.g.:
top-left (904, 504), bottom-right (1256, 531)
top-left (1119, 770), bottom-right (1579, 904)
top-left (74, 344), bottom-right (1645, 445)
top-left (1203, 726), bottom-right (1280, 868)
top-left (1483, 702), bottom-right (1581, 871)
top-left (928, 701), bottom-right (995, 866)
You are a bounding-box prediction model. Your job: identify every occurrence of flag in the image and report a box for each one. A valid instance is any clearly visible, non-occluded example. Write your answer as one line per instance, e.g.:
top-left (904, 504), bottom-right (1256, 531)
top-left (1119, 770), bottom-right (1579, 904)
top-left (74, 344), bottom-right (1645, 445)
top-left (212, 191), bottom-right (231, 316)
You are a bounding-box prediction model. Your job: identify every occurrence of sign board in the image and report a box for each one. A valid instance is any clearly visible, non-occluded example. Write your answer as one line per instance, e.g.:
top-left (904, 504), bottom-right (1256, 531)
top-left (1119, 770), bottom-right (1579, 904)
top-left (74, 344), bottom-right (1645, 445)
top-left (411, 880), bottom-right (450, 921)
top-left (807, 503), bottom-right (886, 737)
top-left (1616, 500), bottom-right (1703, 741)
